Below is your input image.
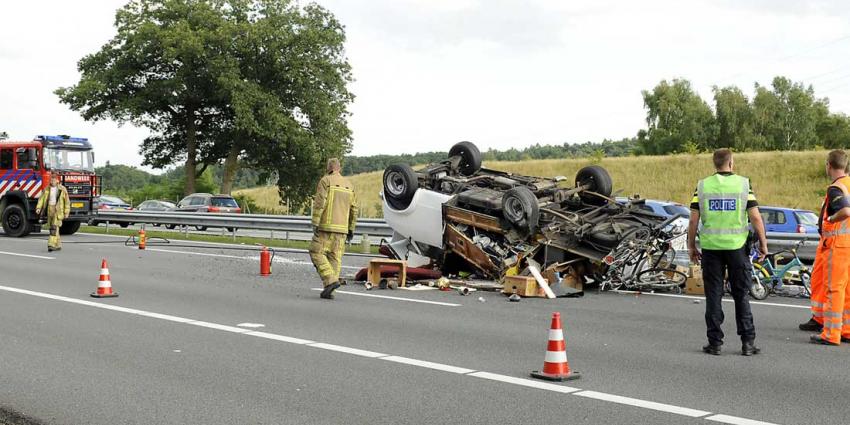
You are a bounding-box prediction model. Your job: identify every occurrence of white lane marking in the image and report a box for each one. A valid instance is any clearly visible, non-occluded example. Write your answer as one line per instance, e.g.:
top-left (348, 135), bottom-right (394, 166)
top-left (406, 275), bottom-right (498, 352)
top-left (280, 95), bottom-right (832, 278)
top-left (574, 391), bottom-right (711, 418)
top-left (705, 414), bottom-right (779, 425)
top-left (309, 288), bottom-right (461, 307)
top-left (0, 251), bottom-right (54, 260)
top-left (0, 284), bottom-right (782, 424)
top-left (237, 323), bottom-right (265, 328)
top-left (611, 290), bottom-right (809, 310)
top-left (468, 372), bottom-right (580, 394)
top-left (190, 321), bottom-right (251, 334)
top-left (381, 356), bottom-right (475, 374)
top-left (145, 247), bottom-right (359, 270)
top-left (307, 343), bottom-right (387, 358)
top-left (246, 331), bottom-right (313, 345)
top-left (135, 311), bottom-right (196, 323)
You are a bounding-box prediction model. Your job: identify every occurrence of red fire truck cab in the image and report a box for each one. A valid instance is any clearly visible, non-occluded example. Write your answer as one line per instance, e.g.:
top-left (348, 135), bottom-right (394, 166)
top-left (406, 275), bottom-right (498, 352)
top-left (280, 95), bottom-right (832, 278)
top-left (0, 135), bottom-right (100, 237)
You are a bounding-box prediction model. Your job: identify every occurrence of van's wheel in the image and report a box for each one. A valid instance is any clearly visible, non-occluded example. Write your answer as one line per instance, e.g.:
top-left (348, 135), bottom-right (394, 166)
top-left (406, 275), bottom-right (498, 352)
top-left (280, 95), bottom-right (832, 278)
top-left (119, 222), bottom-right (130, 228)
top-left (165, 224), bottom-right (176, 230)
top-left (383, 163), bottom-right (419, 210)
top-left (195, 226), bottom-right (208, 231)
top-left (576, 165), bottom-right (613, 205)
top-left (59, 221), bottom-right (81, 235)
top-left (502, 186), bottom-right (539, 235)
top-left (1, 204), bottom-right (31, 237)
top-left (449, 141), bottom-right (482, 176)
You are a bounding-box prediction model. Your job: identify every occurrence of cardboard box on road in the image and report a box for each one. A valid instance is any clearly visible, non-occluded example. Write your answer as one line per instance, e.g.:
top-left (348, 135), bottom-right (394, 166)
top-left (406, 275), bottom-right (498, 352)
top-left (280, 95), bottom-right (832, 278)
top-left (685, 265), bottom-right (704, 295)
top-left (502, 275), bottom-right (544, 297)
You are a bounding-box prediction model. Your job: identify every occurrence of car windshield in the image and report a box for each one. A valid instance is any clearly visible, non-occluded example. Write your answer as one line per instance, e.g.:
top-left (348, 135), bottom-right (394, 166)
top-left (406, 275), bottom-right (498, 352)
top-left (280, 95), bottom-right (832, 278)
top-left (212, 197), bottom-right (238, 207)
top-left (663, 204), bottom-right (691, 217)
top-left (101, 196), bottom-right (125, 205)
top-left (796, 211), bottom-right (819, 226)
top-left (43, 147), bottom-right (94, 172)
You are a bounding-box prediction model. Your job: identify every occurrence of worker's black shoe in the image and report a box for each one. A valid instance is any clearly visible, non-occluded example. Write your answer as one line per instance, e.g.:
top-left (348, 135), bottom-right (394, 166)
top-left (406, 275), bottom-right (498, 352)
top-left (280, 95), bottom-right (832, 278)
top-left (810, 335), bottom-right (839, 346)
top-left (320, 282), bottom-right (340, 300)
top-left (741, 341), bottom-right (761, 356)
top-left (799, 318), bottom-right (823, 332)
top-left (47, 247), bottom-right (54, 252)
top-left (842, 336), bottom-right (850, 343)
top-left (702, 344), bottom-right (721, 356)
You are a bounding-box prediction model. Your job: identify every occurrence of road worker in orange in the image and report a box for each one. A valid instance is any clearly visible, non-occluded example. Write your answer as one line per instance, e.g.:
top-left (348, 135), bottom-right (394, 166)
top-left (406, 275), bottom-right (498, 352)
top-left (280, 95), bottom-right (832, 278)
top-left (809, 150), bottom-right (850, 345)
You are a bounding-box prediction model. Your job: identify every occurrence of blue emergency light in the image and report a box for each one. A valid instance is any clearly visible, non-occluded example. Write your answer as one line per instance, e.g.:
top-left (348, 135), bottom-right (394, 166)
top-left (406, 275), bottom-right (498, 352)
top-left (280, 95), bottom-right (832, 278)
top-left (35, 135), bottom-right (89, 143)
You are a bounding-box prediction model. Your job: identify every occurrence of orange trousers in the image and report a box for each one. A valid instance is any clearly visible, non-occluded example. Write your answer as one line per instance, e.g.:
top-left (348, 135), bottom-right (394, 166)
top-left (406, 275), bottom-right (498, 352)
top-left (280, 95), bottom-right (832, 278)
top-left (816, 243), bottom-right (850, 344)
top-left (809, 244), bottom-right (828, 324)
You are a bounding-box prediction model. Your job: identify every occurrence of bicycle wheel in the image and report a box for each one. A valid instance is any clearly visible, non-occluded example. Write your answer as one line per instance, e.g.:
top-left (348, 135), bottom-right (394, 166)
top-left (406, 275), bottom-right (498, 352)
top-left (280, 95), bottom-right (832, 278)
top-left (749, 264), bottom-right (771, 300)
top-left (636, 267), bottom-right (687, 288)
top-left (799, 270), bottom-right (812, 298)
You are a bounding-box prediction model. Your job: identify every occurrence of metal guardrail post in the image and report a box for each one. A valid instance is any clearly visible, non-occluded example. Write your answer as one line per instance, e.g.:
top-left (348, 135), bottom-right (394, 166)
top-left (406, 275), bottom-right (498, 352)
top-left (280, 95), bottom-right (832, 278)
top-left (361, 233), bottom-right (370, 254)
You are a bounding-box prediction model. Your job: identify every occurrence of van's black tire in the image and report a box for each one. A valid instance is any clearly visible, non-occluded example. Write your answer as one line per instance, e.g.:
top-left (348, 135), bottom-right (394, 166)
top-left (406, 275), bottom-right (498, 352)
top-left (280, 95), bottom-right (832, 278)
top-left (449, 141), bottom-right (482, 176)
top-left (119, 222), bottom-right (130, 228)
top-left (226, 227), bottom-right (236, 232)
top-left (165, 224), bottom-right (176, 230)
top-left (383, 164), bottom-right (419, 210)
top-left (195, 226), bottom-right (208, 231)
top-left (59, 221), bottom-right (81, 235)
top-left (576, 165), bottom-right (613, 205)
top-left (2, 204), bottom-right (31, 237)
top-left (502, 186), bottom-right (539, 235)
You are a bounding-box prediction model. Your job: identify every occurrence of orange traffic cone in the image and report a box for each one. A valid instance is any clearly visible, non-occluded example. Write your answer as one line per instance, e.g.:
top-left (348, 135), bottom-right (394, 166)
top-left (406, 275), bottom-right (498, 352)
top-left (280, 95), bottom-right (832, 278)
top-left (91, 259), bottom-right (118, 298)
top-left (531, 312), bottom-right (579, 381)
top-left (138, 229), bottom-right (146, 250)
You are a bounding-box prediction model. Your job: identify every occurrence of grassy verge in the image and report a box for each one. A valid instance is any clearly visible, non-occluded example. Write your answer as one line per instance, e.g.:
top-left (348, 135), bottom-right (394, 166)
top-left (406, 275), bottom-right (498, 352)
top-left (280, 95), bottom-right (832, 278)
top-left (78, 225), bottom-right (380, 254)
top-left (239, 150), bottom-right (833, 217)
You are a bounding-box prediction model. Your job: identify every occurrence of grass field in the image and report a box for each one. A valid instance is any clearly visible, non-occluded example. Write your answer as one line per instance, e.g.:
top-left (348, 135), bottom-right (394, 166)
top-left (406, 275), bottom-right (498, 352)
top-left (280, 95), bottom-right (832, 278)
top-left (237, 151), bottom-right (832, 218)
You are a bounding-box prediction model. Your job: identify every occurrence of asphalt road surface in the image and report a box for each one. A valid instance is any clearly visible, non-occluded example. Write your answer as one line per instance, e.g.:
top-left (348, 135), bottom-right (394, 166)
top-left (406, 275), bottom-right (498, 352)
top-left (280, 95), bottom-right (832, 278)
top-left (0, 232), bottom-right (844, 425)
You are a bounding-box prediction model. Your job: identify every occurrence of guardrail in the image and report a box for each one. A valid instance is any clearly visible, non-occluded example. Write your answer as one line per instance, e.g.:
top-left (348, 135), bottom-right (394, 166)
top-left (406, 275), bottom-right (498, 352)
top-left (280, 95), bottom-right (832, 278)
top-left (765, 231), bottom-right (818, 261)
top-left (93, 211), bottom-right (393, 238)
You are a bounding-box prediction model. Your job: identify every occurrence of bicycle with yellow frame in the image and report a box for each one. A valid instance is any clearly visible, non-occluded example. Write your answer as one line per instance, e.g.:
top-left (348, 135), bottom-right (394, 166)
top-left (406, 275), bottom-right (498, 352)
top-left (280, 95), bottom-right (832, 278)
top-left (747, 239), bottom-right (812, 300)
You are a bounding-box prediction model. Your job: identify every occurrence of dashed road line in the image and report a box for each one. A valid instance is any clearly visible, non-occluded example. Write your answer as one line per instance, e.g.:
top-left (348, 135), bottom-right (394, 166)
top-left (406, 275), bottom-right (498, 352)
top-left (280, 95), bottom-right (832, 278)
top-left (0, 284), bottom-right (780, 425)
top-left (309, 288), bottom-right (461, 306)
top-left (0, 250), bottom-right (54, 260)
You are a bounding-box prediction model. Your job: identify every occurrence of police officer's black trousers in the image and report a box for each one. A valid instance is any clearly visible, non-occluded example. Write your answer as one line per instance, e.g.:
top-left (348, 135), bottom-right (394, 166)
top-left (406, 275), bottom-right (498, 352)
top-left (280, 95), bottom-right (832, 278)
top-left (702, 247), bottom-right (756, 346)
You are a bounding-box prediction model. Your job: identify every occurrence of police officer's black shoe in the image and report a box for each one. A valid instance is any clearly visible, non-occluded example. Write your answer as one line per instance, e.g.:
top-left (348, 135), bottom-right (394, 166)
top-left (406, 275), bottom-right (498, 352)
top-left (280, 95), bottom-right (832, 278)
top-left (47, 247), bottom-right (54, 252)
top-left (809, 335), bottom-right (839, 346)
top-left (702, 344), bottom-right (721, 356)
top-left (741, 341), bottom-right (761, 356)
top-left (799, 318), bottom-right (823, 332)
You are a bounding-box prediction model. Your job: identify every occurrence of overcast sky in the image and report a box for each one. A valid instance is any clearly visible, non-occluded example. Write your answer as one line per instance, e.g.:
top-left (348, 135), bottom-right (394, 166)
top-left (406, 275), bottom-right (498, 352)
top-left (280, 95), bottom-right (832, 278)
top-left (2, 0), bottom-right (849, 172)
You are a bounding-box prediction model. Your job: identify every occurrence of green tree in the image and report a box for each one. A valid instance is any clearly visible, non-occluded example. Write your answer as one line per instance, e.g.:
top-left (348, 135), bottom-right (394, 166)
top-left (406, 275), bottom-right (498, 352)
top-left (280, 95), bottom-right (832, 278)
top-left (817, 112), bottom-right (850, 149)
top-left (640, 79), bottom-right (715, 155)
top-left (712, 86), bottom-right (756, 151)
top-left (56, 0), bottom-right (353, 205)
top-left (752, 76), bottom-right (825, 151)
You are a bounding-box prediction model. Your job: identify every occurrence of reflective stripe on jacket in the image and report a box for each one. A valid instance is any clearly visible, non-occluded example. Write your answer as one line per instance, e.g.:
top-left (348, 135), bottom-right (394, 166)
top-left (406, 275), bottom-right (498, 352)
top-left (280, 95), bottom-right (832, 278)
top-left (312, 171), bottom-right (358, 234)
top-left (35, 184), bottom-right (70, 218)
top-left (697, 174), bottom-right (750, 250)
top-left (821, 176), bottom-right (850, 248)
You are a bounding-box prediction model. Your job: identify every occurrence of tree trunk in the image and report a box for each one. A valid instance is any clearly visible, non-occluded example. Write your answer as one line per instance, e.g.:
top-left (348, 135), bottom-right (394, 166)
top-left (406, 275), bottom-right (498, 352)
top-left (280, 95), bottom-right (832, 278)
top-left (184, 113), bottom-right (197, 195)
top-left (220, 144), bottom-right (240, 194)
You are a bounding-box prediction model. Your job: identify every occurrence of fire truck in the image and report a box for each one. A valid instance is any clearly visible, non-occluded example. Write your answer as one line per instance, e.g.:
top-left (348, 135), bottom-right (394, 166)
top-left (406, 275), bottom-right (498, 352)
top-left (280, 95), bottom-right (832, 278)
top-left (0, 135), bottom-right (100, 237)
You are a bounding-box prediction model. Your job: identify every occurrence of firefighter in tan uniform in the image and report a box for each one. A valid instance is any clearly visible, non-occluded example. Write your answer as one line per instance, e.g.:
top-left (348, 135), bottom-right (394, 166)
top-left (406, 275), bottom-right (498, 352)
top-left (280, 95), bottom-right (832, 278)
top-left (35, 174), bottom-right (70, 252)
top-left (311, 158), bottom-right (358, 300)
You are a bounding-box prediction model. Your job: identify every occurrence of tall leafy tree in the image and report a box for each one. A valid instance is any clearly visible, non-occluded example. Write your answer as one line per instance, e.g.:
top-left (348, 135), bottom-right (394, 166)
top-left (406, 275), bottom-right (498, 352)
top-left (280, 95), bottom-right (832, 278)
top-left (752, 76), bottom-right (825, 151)
top-left (712, 86), bottom-right (757, 151)
top-left (639, 79), bottom-right (715, 155)
top-left (56, 0), bottom-right (353, 204)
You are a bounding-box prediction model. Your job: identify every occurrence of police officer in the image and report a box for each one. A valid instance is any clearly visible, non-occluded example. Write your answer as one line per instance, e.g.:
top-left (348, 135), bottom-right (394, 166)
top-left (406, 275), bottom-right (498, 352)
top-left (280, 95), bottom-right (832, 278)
top-left (35, 174), bottom-right (70, 252)
top-left (688, 148), bottom-right (768, 356)
top-left (310, 158), bottom-right (358, 300)
top-left (807, 150), bottom-right (850, 345)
